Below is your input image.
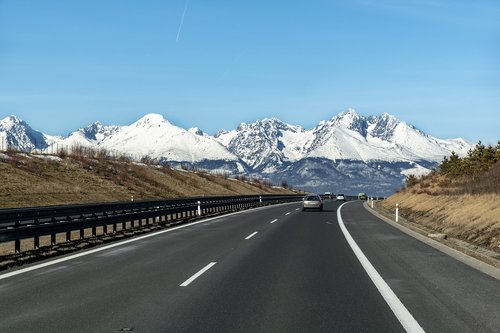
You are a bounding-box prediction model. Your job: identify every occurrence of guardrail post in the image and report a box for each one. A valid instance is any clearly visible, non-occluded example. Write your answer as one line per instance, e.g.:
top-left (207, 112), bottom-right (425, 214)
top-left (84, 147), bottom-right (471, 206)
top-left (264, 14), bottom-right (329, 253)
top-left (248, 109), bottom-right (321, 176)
top-left (197, 201), bottom-right (201, 216)
top-left (395, 203), bottom-right (399, 222)
top-left (34, 218), bottom-right (40, 249)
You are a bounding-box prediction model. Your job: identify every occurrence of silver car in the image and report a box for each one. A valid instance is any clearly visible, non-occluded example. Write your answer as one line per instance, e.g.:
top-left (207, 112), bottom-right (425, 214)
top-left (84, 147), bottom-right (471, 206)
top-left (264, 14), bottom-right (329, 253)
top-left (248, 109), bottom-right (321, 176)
top-left (302, 194), bottom-right (323, 211)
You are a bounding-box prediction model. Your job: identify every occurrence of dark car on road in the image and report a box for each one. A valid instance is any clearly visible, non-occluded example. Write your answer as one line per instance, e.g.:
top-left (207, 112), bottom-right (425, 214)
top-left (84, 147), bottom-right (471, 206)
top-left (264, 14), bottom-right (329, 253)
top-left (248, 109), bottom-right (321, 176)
top-left (302, 194), bottom-right (323, 211)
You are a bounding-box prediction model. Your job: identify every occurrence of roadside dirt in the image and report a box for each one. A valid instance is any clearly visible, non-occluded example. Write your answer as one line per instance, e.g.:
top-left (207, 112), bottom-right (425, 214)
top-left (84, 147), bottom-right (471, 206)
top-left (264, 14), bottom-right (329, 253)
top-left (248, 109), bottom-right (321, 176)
top-left (372, 199), bottom-right (500, 270)
top-left (379, 192), bottom-right (500, 254)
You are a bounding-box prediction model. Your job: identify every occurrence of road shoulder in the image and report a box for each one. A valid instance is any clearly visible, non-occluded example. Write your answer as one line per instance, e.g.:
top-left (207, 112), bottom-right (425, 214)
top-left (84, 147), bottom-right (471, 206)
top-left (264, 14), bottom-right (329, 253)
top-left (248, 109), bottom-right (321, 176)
top-left (364, 201), bottom-right (500, 281)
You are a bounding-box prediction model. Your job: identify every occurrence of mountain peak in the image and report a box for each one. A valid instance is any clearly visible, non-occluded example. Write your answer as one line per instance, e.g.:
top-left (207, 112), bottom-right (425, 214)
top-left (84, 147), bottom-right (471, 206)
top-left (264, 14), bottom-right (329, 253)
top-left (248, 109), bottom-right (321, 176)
top-left (0, 115), bottom-right (49, 151)
top-left (83, 121), bottom-right (104, 131)
top-left (76, 121), bottom-right (120, 141)
top-left (214, 129), bottom-right (228, 138)
top-left (133, 113), bottom-right (170, 128)
top-left (188, 127), bottom-right (205, 136)
top-left (0, 115), bottom-right (27, 130)
top-left (379, 112), bottom-right (398, 122)
top-left (335, 108), bottom-right (360, 120)
top-left (260, 117), bottom-right (282, 124)
top-left (332, 109), bottom-right (367, 136)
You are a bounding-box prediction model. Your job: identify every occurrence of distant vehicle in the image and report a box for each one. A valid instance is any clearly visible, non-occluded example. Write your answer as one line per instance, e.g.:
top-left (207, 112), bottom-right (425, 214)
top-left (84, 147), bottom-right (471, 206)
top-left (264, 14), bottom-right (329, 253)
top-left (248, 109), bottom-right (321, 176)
top-left (302, 194), bottom-right (323, 211)
top-left (324, 191), bottom-right (332, 199)
top-left (358, 192), bottom-right (367, 200)
top-left (336, 194), bottom-right (346, 201)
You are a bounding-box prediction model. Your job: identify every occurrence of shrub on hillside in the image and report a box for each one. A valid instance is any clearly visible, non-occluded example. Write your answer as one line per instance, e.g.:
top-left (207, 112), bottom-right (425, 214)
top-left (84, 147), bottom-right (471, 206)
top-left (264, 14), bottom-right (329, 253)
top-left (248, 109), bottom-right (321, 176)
top-left (440, 141), bottom-right (500, 178)
top-left (405, 174), bottom-right (419, 188)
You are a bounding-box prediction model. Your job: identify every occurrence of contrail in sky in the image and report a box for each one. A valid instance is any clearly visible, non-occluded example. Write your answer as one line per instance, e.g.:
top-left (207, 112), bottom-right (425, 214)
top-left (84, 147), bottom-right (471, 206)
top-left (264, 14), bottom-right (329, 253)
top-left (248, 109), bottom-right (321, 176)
top-left (176, 0), bottom-right (190, 42)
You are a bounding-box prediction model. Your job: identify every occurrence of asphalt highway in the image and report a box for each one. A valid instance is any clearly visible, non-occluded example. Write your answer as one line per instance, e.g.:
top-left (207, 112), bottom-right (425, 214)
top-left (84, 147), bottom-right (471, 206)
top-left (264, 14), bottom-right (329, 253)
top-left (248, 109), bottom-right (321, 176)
top-left (0, 200), bottom-right (499, 332)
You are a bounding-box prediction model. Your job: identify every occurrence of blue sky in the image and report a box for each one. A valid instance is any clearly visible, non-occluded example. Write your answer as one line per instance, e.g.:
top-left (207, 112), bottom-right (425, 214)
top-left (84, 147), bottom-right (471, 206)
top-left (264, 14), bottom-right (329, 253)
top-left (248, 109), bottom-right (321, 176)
top-left (0, 0), bottom-right (499, 144)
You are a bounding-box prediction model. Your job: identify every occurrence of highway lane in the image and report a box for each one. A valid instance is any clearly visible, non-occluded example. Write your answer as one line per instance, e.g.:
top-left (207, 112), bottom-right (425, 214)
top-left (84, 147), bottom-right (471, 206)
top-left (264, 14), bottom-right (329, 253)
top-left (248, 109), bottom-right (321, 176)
top-left (0, 200), bottom-right (498, 332)
top-left (340, 201), bottom-right (500, 332)
top-left (0, 200), bottom-right (404, 332)
top-left (160, 202), bottom-right (402, 332)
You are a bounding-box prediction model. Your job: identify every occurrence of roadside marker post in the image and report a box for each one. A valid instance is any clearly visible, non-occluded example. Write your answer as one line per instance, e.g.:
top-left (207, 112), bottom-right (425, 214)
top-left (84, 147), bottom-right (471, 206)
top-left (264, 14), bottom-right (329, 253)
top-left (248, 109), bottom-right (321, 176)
top-left (197, 201), bottom-right (201, 216)
top-left (395, 203), bottom-right (399, 222)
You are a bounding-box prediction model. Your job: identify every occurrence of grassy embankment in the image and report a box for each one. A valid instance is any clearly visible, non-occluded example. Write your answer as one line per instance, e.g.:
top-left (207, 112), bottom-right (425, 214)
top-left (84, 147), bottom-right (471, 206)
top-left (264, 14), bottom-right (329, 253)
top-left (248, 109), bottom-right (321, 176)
top-left (379, 142), bottom-right (500, 254)
top-left (0, 149), bottom-right (296, 209)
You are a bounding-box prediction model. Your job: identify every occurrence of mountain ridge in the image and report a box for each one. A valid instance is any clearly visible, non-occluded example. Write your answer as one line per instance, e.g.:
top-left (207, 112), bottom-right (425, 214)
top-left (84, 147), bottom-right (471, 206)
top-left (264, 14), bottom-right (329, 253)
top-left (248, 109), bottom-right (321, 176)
top-left (0, 110), bottom-right (473, 195)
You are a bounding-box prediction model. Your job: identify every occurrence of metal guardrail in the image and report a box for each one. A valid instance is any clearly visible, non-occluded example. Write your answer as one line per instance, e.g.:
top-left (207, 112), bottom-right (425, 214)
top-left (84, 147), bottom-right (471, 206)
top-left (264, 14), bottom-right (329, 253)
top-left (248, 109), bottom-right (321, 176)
top-left (0, 194), bottom-right (304, 253)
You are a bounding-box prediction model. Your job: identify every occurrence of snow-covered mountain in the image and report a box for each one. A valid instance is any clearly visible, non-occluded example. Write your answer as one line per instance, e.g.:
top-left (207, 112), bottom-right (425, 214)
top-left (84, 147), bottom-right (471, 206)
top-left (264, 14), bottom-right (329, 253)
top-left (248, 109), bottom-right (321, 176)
top-left (214, 109), bottom-right (470, 170)
top-left (0, 111), bottom-right (473, 195)
top-left (215, 118), bottom-right (312, 172)
top-left (97, 114), bottom-right (242, 165)
top-left (0, 115), bottom-right (60, 151)
top-left (54, 121), bottom-right (122, 148)
top-left (305, 109), bottom-right (470, 162)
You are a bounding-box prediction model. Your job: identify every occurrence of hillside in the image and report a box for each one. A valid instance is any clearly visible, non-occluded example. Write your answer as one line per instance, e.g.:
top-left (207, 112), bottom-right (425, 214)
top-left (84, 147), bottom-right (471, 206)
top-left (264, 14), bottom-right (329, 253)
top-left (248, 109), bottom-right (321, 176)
top-left (378, 142), bottom-right (500, 254)
top-left (0, 151), bottom-right (296, 209)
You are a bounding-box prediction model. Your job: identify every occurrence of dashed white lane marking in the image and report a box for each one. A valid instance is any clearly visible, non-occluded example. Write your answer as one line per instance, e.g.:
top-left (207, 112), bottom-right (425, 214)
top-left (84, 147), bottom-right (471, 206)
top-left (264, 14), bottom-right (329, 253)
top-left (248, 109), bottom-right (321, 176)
top-left (326, 222), bottom-right (333, 225)
top-left (180, 262), bottom-right (217, 287)
top-left (270, 219), bottom-right (278, 224)
top-left (245, 232), bottom-right (258, 240)
top-left (285, 212), bottom-right (291, 216)
top-left (295, 208), bottom-right (301, 211)
top-left (337, 202), bottom-right (425, 333)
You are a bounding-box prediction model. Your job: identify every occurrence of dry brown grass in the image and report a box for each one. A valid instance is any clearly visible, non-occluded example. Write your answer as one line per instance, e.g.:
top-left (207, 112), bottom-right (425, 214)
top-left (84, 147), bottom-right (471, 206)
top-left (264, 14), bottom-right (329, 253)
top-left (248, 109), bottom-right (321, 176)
top-left (391, 162), bottom-right (500, 254)
top-left (408, 161), bottom-right (500, 196)
top-left (0, 153), bottom-right (295, 209)
top-left (381, 192), bottom-right (500, 252)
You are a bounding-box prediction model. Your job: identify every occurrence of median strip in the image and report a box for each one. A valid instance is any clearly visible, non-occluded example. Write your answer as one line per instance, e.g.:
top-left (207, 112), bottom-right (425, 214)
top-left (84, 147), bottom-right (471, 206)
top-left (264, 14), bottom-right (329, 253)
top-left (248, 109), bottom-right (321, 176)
top-left (245, 232), bottom-right (258, 240)
top-left (180, 262), bottom-right (217, 287)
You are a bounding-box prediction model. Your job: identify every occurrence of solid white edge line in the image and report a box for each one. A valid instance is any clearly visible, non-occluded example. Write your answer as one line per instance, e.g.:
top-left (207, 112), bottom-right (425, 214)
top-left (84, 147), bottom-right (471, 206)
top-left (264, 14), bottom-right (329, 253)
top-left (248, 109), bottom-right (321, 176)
top-left (0, 206), bottom-right (274, 281)
top-left (245, 231), bottom-right (258, 240)
top-left (270, 219), bottom-right (278, 224)
top-left (337, 202), bottom-right (425, 333)
top-left (179, 262), bottom-right (216, 287)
